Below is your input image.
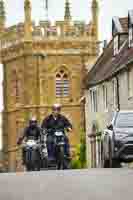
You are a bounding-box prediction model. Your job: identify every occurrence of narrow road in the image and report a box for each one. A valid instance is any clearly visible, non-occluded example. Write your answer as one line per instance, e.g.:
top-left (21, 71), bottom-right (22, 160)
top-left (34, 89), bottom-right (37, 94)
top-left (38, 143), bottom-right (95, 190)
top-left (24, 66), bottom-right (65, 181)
top-left (0, 169), bottom-right (132, 200)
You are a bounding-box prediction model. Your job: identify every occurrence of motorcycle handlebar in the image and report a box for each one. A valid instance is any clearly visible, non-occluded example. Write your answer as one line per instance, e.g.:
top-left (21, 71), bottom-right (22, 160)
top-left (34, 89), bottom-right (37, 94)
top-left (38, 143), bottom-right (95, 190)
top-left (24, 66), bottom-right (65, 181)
top-left (41, 128), bottom-right (65, 133)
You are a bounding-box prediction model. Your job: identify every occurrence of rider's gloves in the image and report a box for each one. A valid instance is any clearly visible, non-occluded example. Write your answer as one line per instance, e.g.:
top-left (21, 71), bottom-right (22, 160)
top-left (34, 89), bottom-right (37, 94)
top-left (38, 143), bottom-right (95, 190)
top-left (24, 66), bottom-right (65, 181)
top-left (17, 138), bottom-right (22, 145)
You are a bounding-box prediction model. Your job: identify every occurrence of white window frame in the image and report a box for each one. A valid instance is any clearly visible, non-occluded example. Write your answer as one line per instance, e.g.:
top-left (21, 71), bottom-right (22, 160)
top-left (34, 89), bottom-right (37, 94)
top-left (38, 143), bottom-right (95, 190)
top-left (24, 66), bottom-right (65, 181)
top-left (102, 84), bottom-right (108, 111)
top-left (129, 27), bottom-right (133, 48)
top-left (127, 68), bottom-right (133, 98)
top-left (90, 88), bottom-right (98, 113)
top-left (114, 35), bottom-right (119, 56)
top-left (112, 79), bottom-right (117, 109)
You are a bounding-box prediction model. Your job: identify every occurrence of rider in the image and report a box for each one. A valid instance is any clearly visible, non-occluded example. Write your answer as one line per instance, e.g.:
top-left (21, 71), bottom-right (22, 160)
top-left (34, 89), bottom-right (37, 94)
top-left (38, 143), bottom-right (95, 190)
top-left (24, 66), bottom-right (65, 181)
top-left (41, 104), bottom-right (72, 160)
top-left (17, 117), bottom-right (41, 165)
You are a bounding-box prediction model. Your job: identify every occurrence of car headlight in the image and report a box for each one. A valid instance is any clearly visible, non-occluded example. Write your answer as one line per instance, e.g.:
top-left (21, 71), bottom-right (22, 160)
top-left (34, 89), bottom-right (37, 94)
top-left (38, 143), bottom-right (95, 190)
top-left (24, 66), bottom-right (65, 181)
top-left (115, 133), bottom-right (128, 140)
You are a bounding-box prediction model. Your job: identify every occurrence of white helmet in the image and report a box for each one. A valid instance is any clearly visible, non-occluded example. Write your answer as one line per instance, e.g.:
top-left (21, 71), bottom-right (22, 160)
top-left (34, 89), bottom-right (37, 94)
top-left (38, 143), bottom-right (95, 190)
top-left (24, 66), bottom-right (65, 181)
top-left (52, 103), bottom-right (62, 111)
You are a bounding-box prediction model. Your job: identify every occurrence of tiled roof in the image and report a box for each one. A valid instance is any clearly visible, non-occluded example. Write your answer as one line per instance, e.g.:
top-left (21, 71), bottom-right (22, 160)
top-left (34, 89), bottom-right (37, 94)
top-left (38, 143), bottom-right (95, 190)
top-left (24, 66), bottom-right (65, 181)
top-left (119, 17), bottom-right (128, 32)
top-left (85, 33), bottom-right (133, 87)
top-left (85, 15), bottom-right (133, 88)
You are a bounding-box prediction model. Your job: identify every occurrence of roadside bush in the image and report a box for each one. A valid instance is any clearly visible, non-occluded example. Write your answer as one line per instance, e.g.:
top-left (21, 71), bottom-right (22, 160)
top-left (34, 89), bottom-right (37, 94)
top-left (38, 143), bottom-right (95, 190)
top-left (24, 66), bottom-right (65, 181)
top-left (71, 130), bottom-right (86, 169)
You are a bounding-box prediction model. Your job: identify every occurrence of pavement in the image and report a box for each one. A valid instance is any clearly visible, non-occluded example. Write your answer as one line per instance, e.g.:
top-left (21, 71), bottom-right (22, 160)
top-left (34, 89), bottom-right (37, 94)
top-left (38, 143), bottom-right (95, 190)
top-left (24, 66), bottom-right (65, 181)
top-left (0, 169), bottom-right (133, 200)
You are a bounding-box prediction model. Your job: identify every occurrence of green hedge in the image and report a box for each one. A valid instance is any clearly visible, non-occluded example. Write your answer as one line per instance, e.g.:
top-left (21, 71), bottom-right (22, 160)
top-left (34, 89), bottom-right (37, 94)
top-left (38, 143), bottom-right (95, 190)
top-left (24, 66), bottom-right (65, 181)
top-left (71, 130), bottom-right (87, 169)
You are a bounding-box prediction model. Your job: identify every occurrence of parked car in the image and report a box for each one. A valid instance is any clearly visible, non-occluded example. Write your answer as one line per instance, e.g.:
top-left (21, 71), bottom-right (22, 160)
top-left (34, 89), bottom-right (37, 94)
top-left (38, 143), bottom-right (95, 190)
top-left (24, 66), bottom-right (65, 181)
top-left (101, 110), bottom-right (133, 168)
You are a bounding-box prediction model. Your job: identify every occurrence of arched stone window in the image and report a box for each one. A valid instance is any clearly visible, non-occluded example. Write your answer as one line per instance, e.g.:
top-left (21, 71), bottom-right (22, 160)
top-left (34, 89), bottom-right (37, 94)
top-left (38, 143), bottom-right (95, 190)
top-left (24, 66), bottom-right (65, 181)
top-left (56, 69), bottom-right (70, 97)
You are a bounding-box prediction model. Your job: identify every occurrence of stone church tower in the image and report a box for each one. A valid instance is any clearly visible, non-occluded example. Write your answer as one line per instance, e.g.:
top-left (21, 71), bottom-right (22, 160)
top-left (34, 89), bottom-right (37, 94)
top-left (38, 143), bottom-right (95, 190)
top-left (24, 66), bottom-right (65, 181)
top-left (0, 0), bottom-right (99, 171)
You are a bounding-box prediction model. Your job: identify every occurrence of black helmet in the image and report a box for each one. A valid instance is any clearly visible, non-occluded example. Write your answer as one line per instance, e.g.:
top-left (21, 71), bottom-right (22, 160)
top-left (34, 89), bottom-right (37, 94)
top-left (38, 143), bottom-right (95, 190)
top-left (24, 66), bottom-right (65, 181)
top-left (29, 116), bottom-right (37, 126)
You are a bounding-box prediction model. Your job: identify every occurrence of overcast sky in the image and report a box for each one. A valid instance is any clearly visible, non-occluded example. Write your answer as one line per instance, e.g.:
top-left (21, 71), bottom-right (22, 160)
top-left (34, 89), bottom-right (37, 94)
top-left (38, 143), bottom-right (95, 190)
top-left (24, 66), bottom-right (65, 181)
top-left (0, 0), bottom-right (133, 148)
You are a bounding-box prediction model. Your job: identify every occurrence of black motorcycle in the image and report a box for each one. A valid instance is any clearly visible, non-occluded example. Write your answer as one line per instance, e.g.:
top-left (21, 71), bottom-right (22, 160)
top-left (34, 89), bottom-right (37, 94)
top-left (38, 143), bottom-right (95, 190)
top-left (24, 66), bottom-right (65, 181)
top-left (22, 136), bottom-right (41, 171)
top-left (41, 128), bottom-right (70, 170)
top-left (54, 130), bottom-right (66, 170)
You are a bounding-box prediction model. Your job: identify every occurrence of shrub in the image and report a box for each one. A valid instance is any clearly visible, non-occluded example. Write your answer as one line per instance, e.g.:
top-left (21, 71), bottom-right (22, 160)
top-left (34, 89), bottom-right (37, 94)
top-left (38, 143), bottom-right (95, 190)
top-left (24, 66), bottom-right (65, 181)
top-left (71, 129), bottom-right (86, 169)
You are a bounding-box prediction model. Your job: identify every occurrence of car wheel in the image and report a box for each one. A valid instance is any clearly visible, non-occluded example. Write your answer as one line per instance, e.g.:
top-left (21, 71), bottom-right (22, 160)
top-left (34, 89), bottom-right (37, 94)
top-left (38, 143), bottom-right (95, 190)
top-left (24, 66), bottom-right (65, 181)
top-left (108, 141), bottom-right (121, 168)
top-left (112, 159), bottom-right (121, 168)
top-left (103, 159), bottom-right (110, 168)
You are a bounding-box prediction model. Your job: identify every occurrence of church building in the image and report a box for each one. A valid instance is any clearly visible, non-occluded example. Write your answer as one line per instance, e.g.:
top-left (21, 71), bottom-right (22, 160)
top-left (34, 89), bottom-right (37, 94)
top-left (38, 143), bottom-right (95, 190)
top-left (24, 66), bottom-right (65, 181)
top-left (0, 0), bottom-right (99, 171)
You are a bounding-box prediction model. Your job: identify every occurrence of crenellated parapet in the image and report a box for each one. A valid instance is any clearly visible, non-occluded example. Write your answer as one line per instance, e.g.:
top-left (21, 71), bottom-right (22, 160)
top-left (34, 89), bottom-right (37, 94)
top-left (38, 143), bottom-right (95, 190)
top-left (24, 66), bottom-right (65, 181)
top-left (33, 20), bottom-right (94, 38)
top-left (0, 23), bottom-right (98, 63)
top-left (0, 20), bottom-right (95, 52)
top-left (0, 0), bottom-right (99, 55)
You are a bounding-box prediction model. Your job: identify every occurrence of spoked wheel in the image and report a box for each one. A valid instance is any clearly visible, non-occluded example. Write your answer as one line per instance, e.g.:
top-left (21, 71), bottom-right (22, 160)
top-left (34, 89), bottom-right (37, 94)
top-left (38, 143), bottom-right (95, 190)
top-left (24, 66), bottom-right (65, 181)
top-left (25, 149), bottom-right (32, 171)
top-left (25, 149), bottom-right (41, 171)
top-left (56, 146), bottom-right (65, 170)
top-left (41, 158), bottom-right (48, 169)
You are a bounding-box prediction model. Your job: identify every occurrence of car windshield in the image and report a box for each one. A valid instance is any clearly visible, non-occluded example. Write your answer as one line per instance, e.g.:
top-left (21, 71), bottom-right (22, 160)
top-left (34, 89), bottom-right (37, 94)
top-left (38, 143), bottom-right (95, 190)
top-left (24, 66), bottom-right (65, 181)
top-left (115, 113), bottom-right (133, 128)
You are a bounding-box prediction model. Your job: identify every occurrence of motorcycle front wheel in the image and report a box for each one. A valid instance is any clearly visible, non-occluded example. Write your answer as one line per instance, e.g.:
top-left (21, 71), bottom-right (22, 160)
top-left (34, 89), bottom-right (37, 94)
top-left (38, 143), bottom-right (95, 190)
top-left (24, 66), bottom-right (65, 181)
top-left (25, 149), bottom-right (41, 171)
top-left (56, 145), bottom-right (65, 170)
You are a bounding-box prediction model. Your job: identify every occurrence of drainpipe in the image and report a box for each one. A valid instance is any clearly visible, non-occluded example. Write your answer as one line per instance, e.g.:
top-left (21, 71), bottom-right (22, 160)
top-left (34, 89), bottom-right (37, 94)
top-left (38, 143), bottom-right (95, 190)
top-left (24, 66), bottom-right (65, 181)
top-left (116, 76), bottom-right (120, 111)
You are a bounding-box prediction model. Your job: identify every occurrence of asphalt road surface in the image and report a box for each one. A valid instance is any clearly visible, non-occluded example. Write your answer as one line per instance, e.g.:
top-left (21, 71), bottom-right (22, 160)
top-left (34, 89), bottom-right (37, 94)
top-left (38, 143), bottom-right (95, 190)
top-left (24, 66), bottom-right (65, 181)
top-left (0, 169), bottom-right (133, 200)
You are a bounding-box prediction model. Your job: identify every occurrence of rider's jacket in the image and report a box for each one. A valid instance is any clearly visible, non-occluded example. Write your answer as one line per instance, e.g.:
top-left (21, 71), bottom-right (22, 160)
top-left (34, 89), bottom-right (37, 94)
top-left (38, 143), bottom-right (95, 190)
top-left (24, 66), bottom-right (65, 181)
top-left (41, 114), bottom-right (72, 134)
top-left (18, 125), bottom-right (41, 143)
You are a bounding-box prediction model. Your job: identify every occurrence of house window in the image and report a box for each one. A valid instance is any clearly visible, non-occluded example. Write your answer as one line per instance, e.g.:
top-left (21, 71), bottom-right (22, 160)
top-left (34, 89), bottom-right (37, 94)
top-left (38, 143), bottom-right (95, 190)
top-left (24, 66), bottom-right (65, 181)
top-left (103, 85), bottom-right (108, 111)
top-left (127, 69), bottom-right (133, 97)
top-left (56, 70), bottom-right (69, 97)
top-left (90, 89), bottom-right (98, 112)
top-left (114, 35), bottom-right (119, 56)
top-left (129, 27), bottom-right (133, 47)
top-left (112, 79), bottom-right (117, 109)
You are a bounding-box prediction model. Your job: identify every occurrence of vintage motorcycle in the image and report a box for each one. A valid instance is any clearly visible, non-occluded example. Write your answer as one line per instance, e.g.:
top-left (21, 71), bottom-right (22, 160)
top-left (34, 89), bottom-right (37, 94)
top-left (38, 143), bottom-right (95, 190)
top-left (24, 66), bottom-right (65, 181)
top-left (22, 136), bottom-right (41, 171)
top-left (45, 128), bottom-right (70, 170)
top-left (54, 129), bottom-right (66, 169)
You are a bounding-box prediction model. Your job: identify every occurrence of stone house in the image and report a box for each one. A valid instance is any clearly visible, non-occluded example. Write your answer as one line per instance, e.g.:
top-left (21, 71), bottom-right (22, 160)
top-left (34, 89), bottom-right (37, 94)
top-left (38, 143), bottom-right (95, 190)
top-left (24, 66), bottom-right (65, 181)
top-left (85, 10), bottom-right (133, 166)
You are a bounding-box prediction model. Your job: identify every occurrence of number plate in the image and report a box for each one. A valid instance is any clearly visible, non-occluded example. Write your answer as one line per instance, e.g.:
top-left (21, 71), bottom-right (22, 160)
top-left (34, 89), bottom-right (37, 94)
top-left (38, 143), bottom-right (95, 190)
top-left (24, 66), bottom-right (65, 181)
top-left (42, 149), bottom-right (47, 153)
top-left (26, 140), bottom-right (36, 146)
top-left (55, 132), bottom-right (63, 136)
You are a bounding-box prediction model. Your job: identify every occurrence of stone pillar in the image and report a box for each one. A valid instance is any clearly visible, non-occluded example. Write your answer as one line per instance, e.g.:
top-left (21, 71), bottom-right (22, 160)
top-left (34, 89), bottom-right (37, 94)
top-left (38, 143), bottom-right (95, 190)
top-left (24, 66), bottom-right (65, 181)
top-left (96, 132), bottom-right (102, 168)
top-left (88, 133), bottom-right (96, 168)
